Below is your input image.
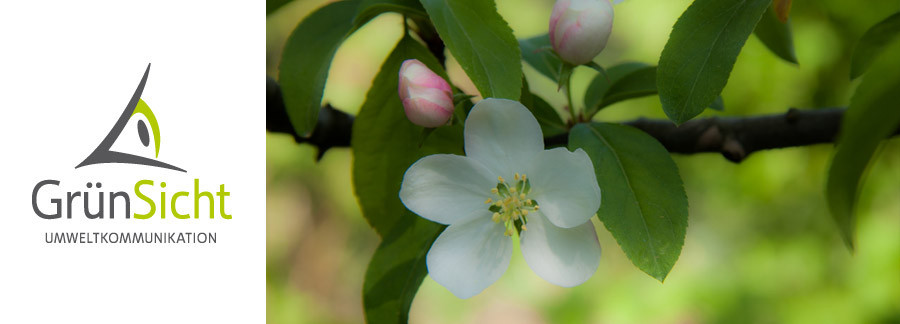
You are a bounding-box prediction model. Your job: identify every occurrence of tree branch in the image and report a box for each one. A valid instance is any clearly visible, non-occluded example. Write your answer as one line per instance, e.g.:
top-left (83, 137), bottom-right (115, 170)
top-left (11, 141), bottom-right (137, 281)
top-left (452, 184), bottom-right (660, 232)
top-left (545, 107), bottom-right (899, 162)
top-left (267, 78), bottom-right (900, 162)
top-left (409, 17), bottom-right (445, 68)
top-left (267, 76), bottom-right (353, 160)
top-left (642, 108), bottom-right (856, 162)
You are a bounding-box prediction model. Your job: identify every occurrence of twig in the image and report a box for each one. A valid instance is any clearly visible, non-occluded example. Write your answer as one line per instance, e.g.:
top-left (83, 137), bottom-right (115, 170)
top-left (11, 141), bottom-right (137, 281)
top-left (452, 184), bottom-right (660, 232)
top-left (267, 78), bottom-right (900, 162)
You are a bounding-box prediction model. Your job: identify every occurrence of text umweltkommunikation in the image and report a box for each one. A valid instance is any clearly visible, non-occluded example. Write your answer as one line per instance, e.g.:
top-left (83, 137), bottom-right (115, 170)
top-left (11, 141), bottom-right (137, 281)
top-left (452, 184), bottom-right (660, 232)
top-left (44, 232), bottom-right (216, 244)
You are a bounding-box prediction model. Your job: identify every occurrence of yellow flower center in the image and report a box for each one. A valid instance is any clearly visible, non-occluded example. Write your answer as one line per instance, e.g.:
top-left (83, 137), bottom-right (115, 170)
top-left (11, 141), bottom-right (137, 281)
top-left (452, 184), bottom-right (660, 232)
top-left (484, 173), bottom-right (539, 236)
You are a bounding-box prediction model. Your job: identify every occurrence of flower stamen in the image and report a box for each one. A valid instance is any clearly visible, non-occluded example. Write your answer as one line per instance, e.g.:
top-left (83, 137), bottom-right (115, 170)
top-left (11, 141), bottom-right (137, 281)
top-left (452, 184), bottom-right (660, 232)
top-left (485, 173), bottom-right (539, 236)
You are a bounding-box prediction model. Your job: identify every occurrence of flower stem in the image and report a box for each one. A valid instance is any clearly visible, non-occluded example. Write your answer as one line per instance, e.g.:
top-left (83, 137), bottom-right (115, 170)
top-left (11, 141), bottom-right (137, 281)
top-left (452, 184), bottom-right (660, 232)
top-left (562, 63), bottom-right (577, 123)
top-left (566, 85), bottom-right (576, 123)
top-left (402, 15), bottom-right (409, 35)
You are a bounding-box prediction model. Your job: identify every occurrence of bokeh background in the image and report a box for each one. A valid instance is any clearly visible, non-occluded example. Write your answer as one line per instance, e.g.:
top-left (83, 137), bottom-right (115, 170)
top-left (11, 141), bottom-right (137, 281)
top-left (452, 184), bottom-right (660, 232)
top-left (266, 0), bottom-right (900, 323)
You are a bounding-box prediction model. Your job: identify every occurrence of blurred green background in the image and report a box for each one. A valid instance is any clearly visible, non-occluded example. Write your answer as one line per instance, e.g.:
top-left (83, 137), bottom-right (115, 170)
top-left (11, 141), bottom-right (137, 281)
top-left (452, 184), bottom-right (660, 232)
top-left (266, 0), bottom-right (900, 323)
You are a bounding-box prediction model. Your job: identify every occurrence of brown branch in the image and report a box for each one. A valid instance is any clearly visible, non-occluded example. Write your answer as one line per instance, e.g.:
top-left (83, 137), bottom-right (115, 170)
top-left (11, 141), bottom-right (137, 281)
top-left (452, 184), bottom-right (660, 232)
top-left (543, 107), bottom-right (896, 162)
top-left (408, 17), bottom-right (445, 68)
top-left (267, 76), bottom-right (353, 160)
top-left (267, 78), bottom-right (900, 162)
top-left (633, 108), bottom-right (849, 162)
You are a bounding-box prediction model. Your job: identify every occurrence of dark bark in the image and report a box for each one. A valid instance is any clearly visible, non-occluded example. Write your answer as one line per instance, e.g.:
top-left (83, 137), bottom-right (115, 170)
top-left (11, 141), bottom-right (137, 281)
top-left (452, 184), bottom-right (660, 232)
top-left (267, 77), bottom-right (900, 162)
top-left (409, 17), bottom-right (445, 68)
top-left (543, 107), bottom-right (885, 162)
top-left (634, 108), bottom-right (847, 162)
top-left (267, 77), bottom-right (353, 161)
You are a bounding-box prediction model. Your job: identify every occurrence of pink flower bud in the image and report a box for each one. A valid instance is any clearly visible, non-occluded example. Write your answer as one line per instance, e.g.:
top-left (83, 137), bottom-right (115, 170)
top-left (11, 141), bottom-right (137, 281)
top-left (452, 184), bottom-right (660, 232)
top-left (398, 59), bottom-right (454, 128)
top-left (549, 0), bottom-right (614, 65)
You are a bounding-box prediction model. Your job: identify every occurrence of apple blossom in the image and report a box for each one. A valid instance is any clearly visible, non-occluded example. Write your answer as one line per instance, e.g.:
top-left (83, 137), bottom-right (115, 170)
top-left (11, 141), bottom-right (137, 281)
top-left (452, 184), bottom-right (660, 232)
top-left (549, 0), bottom-right (614, 65)
top-left (398, 59), bottom-right (454, 127)
top-left (399, 98), bottom-right (602, 299)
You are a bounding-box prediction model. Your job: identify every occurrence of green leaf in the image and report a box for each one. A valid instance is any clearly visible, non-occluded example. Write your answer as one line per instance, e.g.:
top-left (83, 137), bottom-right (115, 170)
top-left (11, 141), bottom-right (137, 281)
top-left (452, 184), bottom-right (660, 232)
top-left (850, 12), bottom-right (900, 79)
top-left (363, 217), bottom-right (444, 324)
top-left (584, 62), bottom-right (650, 112)
top-left (279, 0), bottom-right (360, 137)
top-left (584, 61), bottom-right (608, 76)
top-left (658, 0), bottom-right (771, 124)
top-left (709, 95), bottom-right (725, 111)
top-left (826, 40), bottom-right (900, 250)
top-left (279, 0), bottom-right (424, 137)
top-left (520, 80), bottom-right (566, 137)
top-left (353, 35), bottom-right (458, 236)
top-left (569, 123), bottom-right (689, 281)
top-left (421, 0), bottom-right (522, 99)
top-left (518, 77), bottom-right (534, 108)
top-left (354, 0), bottom-right (427, 29)
top-left (267, 0), bottom-right (294, 15)
top-left (585, 64), bottom-right (725, 115)
top-left (530, 96), bottom-right (567, 137)
top-left (353, 36), bottom-right (463, 323)
top-left (519, 34), bottom-right (562, 82)
top-left (598, 66), bottom-right (658, 109)
top-left (753, 4), bottom-right (798, 64)
top-left (452, 90), bottom-right (474, 123)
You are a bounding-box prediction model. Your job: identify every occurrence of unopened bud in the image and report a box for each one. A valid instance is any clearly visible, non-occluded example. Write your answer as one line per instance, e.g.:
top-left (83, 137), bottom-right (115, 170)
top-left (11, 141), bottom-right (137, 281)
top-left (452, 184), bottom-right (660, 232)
top-left (549, 0), bottom-right (614, 65)
top-left (398, 59), bottom-right (453, 127)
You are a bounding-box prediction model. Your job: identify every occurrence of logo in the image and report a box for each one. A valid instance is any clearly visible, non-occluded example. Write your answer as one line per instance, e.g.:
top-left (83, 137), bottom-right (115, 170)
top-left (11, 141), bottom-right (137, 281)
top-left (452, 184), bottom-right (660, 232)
top-left (75, 63), bottom-right (185, 172)
top-left (31, 63), bottom-right (232, 222)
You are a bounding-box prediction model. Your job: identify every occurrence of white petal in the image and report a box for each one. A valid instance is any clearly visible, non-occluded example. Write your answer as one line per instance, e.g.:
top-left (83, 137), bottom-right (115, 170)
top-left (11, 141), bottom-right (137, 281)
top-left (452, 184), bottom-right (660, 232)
top-left (464, 98), bottom-right (544, 176)
top-left (400, 154), bottom-right (497, 225)
top-left (526, 147), bottom-right (601, 228)
top-left (520, 214), bottom-right (601, 287)
top-left (426, 215), bottom-right (512, 298)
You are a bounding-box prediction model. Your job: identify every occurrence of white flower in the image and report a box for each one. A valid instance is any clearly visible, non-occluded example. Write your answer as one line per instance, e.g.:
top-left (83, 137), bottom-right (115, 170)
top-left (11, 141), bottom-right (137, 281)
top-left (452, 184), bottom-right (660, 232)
top-left (399, 98), bottom-right (602, 299)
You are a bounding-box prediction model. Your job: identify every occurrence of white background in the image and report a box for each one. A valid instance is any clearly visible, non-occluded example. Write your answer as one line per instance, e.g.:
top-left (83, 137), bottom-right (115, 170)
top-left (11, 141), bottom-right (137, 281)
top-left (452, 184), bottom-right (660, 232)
top-left (0, 1), bottom-right (264, 322)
